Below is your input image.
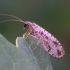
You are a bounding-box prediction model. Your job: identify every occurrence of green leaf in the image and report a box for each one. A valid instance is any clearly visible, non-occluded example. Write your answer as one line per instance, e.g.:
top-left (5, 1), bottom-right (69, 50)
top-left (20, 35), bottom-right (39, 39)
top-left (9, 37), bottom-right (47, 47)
top-left (0, 34), bottom-right (53, 70)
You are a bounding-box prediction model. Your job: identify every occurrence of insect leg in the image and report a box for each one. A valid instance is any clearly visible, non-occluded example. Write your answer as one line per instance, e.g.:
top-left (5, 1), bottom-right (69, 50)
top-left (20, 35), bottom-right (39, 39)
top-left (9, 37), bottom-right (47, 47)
top-left (34, 39), bottom-right (41, 50)
top-left (23, 27), bottom-right (32, 39)
top-left (24, 34), bottom-right (41, 50)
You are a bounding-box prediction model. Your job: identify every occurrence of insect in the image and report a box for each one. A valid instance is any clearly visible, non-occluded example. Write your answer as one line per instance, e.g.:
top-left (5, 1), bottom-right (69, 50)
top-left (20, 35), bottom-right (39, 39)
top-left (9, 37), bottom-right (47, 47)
top-left (0, 14), bottom-right (65, 58)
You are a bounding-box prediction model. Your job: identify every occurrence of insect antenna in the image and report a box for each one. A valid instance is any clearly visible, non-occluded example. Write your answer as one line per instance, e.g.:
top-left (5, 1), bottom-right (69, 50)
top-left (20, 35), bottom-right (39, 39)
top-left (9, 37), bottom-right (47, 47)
top-left (0, 14), bottom-right (22, 20)
top-left (0, 14), bottom-right (25, 24)
top-left (0, 19), bottom-right (24, 24)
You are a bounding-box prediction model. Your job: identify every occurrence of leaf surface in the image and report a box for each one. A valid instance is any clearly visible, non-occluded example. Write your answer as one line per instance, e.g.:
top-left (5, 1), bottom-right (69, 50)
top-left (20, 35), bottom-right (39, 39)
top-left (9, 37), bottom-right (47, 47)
top-left (0, 34), bottom-right (53, 70)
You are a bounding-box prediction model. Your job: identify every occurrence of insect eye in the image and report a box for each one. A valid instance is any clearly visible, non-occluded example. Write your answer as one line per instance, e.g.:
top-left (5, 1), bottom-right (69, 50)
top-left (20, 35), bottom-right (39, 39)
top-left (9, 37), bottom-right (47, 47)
top-left (24, 24), bottom-right (27, 28)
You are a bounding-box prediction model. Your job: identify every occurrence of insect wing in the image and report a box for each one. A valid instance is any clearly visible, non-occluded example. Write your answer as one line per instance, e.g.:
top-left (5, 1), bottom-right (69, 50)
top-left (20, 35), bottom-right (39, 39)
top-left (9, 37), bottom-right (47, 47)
top-left (42, 32), bottom-right (65, 58)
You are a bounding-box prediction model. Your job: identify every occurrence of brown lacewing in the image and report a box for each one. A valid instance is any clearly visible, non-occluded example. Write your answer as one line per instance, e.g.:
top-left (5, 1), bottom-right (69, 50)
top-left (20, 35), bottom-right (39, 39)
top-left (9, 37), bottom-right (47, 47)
top-left (0, 14), bottom-right (65, 58)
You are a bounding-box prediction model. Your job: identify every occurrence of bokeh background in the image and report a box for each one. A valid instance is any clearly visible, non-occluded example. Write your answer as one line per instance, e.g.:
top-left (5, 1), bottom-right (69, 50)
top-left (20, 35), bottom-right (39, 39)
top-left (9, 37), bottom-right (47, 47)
top-left (0, 0), bottom-right (70, 70)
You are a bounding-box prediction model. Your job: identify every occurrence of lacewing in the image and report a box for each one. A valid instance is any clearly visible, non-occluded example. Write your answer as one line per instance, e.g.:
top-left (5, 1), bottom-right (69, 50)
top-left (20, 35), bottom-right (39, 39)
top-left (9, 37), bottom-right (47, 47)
top-left (0, 14), bottom-right (65, 58)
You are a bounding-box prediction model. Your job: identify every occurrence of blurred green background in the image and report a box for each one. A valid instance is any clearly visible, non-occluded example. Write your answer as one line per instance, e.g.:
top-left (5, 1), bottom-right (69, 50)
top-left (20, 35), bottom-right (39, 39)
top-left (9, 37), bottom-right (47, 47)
top-left (0, 0), bottom-right (70, 70)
